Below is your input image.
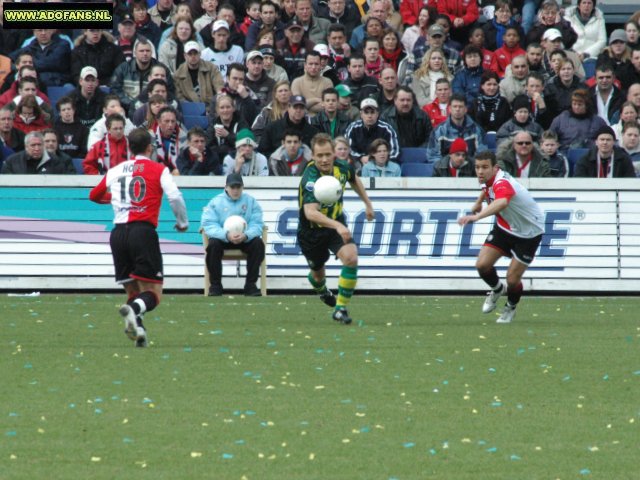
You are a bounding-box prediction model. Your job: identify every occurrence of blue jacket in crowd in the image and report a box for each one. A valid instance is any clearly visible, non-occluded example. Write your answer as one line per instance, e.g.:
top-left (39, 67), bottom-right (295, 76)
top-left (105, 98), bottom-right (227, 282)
top-left (426, 115), bottom-right (487, 163)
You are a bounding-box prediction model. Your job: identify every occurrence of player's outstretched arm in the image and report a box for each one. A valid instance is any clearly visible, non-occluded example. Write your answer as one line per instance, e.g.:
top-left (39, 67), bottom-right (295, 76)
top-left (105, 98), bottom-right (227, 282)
top-left (349, 176), bottom-right (374, 221)
top-left (458, 197), bottom-right (508, 226)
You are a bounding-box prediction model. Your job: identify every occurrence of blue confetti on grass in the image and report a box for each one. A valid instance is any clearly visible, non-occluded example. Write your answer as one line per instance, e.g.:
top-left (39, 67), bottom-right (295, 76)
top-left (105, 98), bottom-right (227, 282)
top-left (486, 447), bottom-right (497, 453)
top-left (602, 374), bottom-right (609, 380)
top-left (123, 437), bottom-right (134, 444)
top-left (510, 454), bottom-right (521, 461)
top-left (429, 448), bottom-right (437, 455)
top-left (6, 430), bottom-right (17, 436)
top-left (488, 368), bottom-right (496, 373)
top-left (94, 409), bottom-right (102, 414)
top-left (563, 375), bottom-right (571, 381)
top-left (222, 453), bottom-right (234, 459)
top-left (183, 347), bottom-right (192, 352)
top-left (235, 440), bottom-right (245, 445)
top-left (219, 347), bottom-right (229, 353)
top-left (580, 468), bottom-right (591, 475)
top-left (9, 412), bottom-right (18, 417)
top-left (403, 442), bottom-right (415, 448)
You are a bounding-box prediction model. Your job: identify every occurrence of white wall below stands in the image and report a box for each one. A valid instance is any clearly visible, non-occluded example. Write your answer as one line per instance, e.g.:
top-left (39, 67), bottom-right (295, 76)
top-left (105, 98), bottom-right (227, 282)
top-left (0, 175), bottom-right (638, 293)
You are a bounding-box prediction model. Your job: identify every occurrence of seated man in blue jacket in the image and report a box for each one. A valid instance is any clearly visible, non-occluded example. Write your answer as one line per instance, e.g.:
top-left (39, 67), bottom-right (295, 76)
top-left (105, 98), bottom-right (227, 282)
top-left (200, 173), bottom-right (266, 296)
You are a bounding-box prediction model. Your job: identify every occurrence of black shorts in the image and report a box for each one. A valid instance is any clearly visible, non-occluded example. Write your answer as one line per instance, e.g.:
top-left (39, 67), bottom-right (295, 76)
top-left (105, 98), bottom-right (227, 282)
top-left (297, 227), bottom-right (353, 271)
top-left (110, 222), bottom-right (164, 284)
top-left (484, 226), bottom-right (543, 266)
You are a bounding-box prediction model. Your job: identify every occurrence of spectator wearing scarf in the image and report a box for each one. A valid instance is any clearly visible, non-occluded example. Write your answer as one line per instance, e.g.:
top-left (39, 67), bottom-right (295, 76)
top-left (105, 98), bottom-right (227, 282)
top-left (82, 114), bottom-right (130, 174)
top-left (471, 71), bottom-right (512, 133)
top-left (151, 106), bottom-right (187, 173)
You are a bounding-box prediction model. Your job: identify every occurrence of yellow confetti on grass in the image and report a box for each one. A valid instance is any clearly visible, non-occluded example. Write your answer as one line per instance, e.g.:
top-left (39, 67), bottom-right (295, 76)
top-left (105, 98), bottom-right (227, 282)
top-left (10, 454), bottom-right (17, 460)
top-left (91, 457), bottom-right (101, 462)
top-left (314, 385), bottom-right (325, 390)
top-left (588, 446), bottom-right (599, 452)
top-left (309, 453), bottom-right (315, 460)
top-left (342, 438), bottom-right (350, 443)
top-left (190, 452), bottom-right (202, 458)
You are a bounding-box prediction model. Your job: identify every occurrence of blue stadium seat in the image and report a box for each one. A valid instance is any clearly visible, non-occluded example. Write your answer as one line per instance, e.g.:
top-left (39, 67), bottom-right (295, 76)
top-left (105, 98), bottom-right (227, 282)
top-left (485, 131), bottom-right (497, 152)
top-left (401, 162), bottom-right (434, 177)
top-left (71, 158), bottom-right (84, 175)
top-left (47, 85), bottom-right (75, 107)
top-left (399, 147), bottom-right (428, 164)
top-left (583, 58), bottom-right (596, 80)
top-left (183, 115), bottom-right (209, 130)
top-left (180, 101), bottom-right (206, 116)
top-left (567, 148), bottom-right (589, 176)
top-left (99, 85), bottom-right (111, 94)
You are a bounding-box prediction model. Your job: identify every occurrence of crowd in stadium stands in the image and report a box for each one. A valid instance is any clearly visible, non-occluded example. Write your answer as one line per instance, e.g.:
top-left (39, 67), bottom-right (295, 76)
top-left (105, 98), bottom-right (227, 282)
top-left (0, 0), bottom-right (639, 178)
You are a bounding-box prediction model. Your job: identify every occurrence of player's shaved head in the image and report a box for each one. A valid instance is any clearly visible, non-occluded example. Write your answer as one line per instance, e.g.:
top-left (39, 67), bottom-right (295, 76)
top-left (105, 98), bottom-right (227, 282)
top-left (129, 128), bottom-right (152, 155)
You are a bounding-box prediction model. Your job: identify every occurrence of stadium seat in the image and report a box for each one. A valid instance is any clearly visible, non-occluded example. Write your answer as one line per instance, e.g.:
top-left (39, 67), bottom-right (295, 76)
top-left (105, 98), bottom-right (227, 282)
top-left (71, 158), bottom-right (84, 174)
top-left (99, 85), bottom-right (111, 94)
top-left (180, 101), bottom-right (206, 116)
top-left (485, 131), bottom-right (497, 152)
top-left (583, 58), bottom-right (596, 80)
top-left (183, 115), bottom-right (209, 130)
top-left (399, 147), bottom-right (428, 164)
top-left (47, 85), bottom-right (75, 107)
top-left (401, 162), bottom-right (434, 177)
top-left (567, 148), bottom-right (589, 176)
top-left (200, 227), bottom-right (268, 296)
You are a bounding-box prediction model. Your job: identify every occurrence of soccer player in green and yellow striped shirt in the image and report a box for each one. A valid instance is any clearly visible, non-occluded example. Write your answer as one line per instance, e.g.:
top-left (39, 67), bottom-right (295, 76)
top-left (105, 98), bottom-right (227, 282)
top-left (297, 133), bottom-right (374, 324)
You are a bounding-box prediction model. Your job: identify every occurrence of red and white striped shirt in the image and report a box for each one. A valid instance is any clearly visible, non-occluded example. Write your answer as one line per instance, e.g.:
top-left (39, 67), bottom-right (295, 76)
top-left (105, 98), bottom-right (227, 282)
top-left (482, 169), bottom-right (544, 239)
top-left (89, 155), bottom-right (188, 228)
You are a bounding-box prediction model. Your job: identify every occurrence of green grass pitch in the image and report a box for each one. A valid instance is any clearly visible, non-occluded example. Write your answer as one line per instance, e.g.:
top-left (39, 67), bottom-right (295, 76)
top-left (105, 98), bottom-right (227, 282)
top-left (2, 294), bottom-right (640, 479)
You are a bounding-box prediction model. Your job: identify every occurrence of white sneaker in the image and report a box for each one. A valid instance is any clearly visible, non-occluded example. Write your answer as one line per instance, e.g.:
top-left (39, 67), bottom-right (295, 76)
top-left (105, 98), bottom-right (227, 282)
top-left (482, 283), bottom-right (506, 313)
top-left (134, 325), bottom-right (147, 348)
top-left (497, 304), bottom-right (516, 324)
top-left (119, 305), bottom-right (137, 341)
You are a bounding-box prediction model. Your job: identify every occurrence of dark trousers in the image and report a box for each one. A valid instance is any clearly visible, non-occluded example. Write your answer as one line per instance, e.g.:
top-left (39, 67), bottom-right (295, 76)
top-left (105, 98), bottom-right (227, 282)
top-left (206, 237), bottom-right (265, 287)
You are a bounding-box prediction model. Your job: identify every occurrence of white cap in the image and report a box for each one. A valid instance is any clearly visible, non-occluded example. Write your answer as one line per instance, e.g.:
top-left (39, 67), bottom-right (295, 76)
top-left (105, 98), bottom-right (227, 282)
top-left (184, 41), bottom-right (201, 53)
top-left (212, 19), bottom-right (230, 32)
top-left (80, 66), bottom-right (98, 79)
top-left (360, 97), bottom-right (379, 110)
top-left (313, 43), bottom-right (330, 57)
top-left (246, 50), bottom-right (264, 62)
top-left (542, 28), bottom-right (562, 41)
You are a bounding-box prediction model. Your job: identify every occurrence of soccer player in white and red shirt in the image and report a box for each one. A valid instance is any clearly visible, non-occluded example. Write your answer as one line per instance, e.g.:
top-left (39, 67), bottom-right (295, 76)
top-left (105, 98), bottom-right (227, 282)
top-left (457, 150), bottom-right (544, 324)
top-left (89, 128), bottom-right (189, 346)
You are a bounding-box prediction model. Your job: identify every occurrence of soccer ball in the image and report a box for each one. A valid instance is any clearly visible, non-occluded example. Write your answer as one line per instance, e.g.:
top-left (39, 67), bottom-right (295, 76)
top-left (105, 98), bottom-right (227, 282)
top-left (313, 175), bottom-right (342, 205)
top-left (223, 215), bottom-right (247, 234)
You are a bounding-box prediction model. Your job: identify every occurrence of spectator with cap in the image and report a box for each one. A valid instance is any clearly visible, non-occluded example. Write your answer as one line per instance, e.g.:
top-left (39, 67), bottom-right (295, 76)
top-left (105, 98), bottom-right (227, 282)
top-left (258, 94), bottom-right (319, 157)
top-left (114, 13), bottom-right (154, 62)
top-left (260, 45), bottom-right (289, 83)
top-left (245, 0), bottom-right (285, 51)
top-left (311, 87), bottom-right (350, 138)
top-left (432, 137), bottom-right (475, 177)
top-left (427, 92), bottom-right (487, 163)
top-left (68, 66), bottom-right (108, 128)
top-left (200, 171), bottom-right (266, 297)
top-left (539, 28), bottom-right (585, 80)
top-left (381, 86), bottom-right (432, 149)
top-left (158, 15), bottom-right (202, 75)
top-left (291, 50), bottom-right (333, 114)
top-left (335, 84), bottom-right (359, 121)
top-left (496, 94), bottom-right (544, 146)
top-left (201, 20), bottom-right (244, 78)
top-left (496, 130), bottom-right (551, 178)
top-left (70, 29), bottom-right (125, 86)
top-left (344, 97), bottom-right (400, 166)
top-left (174, 40), bottom-right (224, 107)
top-left (548, 89), bottom-right (608, 152)
top-left (314, 44), bottom-right (340, 86)
top-left (574, 125), bottom-right (636, 178)
top-left (526, 0), bottom-right (577, 49)
top-left (277, 17), bottom-right (315, 81)
top-left (244, 50), bottom-right (276, 109)
top-left (410, 23), bottom-right (462, 80)
top-left (597, 30), bottom-right (632, 80)
top-left (223, 128), bottom-right (269, 176)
